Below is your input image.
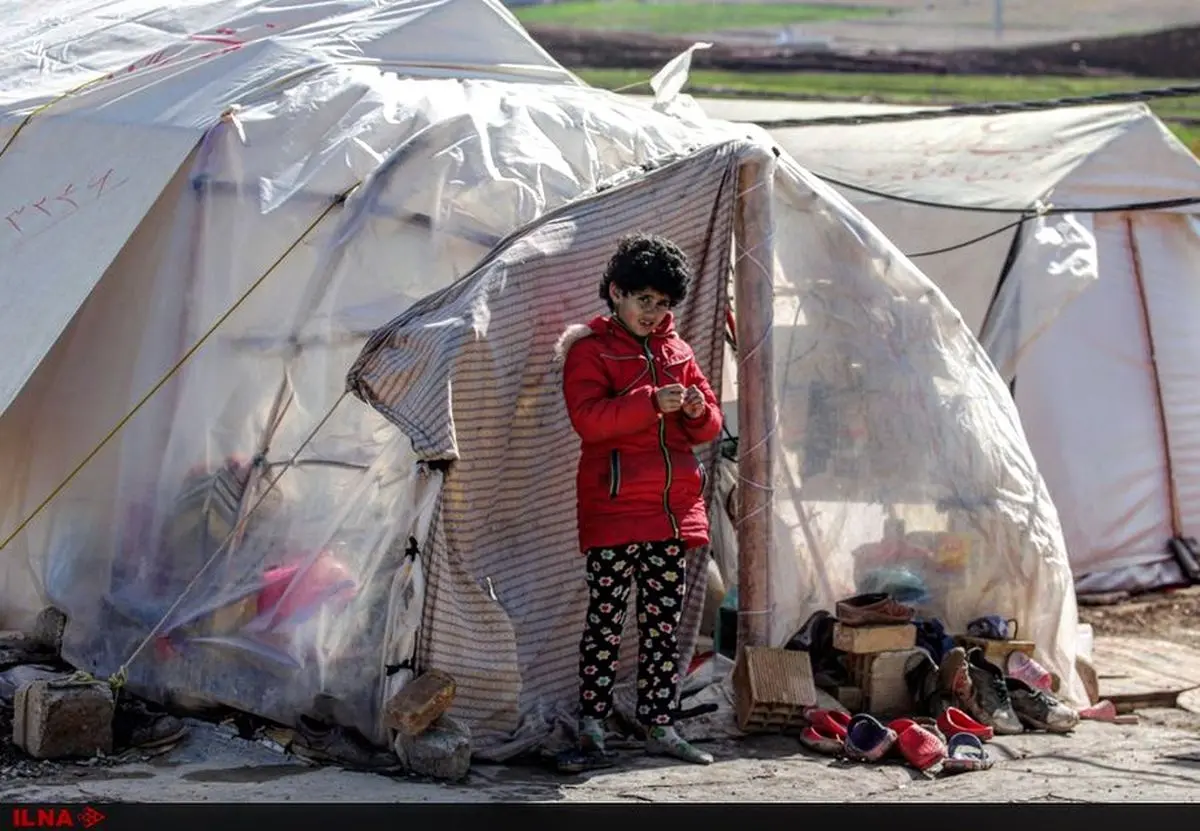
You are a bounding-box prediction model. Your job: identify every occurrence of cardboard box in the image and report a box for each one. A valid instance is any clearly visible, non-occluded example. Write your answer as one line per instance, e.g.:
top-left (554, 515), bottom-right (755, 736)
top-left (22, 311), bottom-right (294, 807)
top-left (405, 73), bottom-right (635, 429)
top-left (835, 685), bottom-right (864, 713)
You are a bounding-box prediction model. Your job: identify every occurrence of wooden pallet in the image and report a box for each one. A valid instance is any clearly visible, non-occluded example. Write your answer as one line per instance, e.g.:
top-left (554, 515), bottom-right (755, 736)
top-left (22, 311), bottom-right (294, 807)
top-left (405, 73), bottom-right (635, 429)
top-left (1093, 636), bottom-right (1200, 713)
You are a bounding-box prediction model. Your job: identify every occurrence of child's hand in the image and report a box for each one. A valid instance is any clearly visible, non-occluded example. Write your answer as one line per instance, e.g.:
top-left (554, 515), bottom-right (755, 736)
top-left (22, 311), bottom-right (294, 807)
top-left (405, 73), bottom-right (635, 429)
top-left (681, 386), bottom-right (705, 419)
top-left (656, 384), bottom-right (686, 413)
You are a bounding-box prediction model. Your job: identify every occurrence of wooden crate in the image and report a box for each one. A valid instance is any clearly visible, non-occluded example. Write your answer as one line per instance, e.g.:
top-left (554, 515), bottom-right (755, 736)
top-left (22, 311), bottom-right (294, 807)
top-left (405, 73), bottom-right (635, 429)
top-left (733, 646), bottom-right (817, 733)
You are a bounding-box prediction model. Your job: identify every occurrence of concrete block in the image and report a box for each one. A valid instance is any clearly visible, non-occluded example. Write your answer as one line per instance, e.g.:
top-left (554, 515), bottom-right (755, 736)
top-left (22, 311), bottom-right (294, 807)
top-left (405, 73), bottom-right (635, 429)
top-left (393, 714), bottom-right (471, 781)
top-left (847, 648), bottom-right (923, 718)
top-left (31, 608), bottom-right (67, 653)
top-left (13, 678), bottom-right (114, 759)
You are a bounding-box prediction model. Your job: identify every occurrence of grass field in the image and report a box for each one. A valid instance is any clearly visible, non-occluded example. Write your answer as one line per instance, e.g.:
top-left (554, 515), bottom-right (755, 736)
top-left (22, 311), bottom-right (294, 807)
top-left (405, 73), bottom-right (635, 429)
top-left (513, 1), bottom-right (885, 35)
top-left (576, 68), bottom-right (1200, 152)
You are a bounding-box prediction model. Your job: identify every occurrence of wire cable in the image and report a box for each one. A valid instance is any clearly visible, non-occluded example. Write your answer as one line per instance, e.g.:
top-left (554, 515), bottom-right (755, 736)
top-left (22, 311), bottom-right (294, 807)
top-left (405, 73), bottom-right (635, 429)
top-left (727, 82), bottom-right (1200, 129)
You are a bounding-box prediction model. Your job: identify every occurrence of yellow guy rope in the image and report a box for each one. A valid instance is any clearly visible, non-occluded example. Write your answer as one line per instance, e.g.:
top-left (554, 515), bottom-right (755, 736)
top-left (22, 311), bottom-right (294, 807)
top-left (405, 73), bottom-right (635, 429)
top-left (0, 182), bottom-right (357, 555)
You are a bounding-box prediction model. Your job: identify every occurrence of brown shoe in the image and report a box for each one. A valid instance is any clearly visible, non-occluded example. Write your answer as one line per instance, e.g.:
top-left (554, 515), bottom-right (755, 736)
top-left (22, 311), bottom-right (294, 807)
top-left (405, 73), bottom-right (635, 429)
top-left (834, 592), bottom-right (914, 627)
top-left (938, 646), bottom-right (973, 708)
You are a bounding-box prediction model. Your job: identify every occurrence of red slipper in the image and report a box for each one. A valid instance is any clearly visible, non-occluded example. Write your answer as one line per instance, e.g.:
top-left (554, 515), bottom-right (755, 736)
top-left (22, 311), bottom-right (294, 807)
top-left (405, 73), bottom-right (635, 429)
top-left (890, 719), bottom-right (947, 772)
top-left (888, 717), bottom-right (946, 744)
top-left (810, 709), bottom-right (850, 739)
top-left (937, 706), bottom-right (995, 742)
top-left (798, 709), bottom-right (851, 756)
top-left (799, 725), bottom-right (844, 756)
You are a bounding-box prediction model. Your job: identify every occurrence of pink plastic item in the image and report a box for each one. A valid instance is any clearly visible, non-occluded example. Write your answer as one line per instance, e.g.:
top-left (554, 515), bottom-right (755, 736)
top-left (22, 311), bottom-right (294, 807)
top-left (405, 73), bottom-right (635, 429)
top-left (1078, 700), bottom-right (1119, 721)
top-left (1006, 651), bottom-right (1054, 692)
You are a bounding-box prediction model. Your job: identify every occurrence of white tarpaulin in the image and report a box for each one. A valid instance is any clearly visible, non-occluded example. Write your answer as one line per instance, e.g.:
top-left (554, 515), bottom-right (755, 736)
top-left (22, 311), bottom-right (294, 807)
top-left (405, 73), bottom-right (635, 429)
top-left (644, 92), bottom-right (1200, 593)
top-left (0, 0), bottom-right (1085, 748)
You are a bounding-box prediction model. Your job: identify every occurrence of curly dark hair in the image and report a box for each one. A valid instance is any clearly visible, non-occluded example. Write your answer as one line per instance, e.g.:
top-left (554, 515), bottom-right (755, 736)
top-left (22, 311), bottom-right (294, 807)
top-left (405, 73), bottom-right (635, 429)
top-left (598, 233), bottom-right (692, 311)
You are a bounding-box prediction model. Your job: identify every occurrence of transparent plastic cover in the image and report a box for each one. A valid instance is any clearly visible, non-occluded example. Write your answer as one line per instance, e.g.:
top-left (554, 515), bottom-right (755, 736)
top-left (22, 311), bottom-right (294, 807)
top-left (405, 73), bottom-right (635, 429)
top-left (0, 41), bottom-right (1082, 755)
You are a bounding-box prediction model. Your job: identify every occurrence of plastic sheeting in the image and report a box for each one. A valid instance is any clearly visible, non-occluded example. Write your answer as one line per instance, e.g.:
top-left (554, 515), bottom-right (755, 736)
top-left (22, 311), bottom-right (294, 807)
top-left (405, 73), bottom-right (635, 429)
top-left (765, 157), bottom-right (1084, 705)
top-left (349, 143), bottom-right (740, 758)
top-left (0, 68), bottom-right (756, 740)
top-left (1018, 212), bottom-right (1200, 592)
top-left (1, 3), bottom-right (1083, 746)
top-left (658, 93), bottom-right (1200, 593)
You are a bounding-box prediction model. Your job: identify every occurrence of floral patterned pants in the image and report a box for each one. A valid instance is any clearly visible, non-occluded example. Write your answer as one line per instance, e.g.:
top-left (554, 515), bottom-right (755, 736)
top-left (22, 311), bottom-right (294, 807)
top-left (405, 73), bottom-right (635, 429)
top-left (578, 539), bottom-right (688, 727)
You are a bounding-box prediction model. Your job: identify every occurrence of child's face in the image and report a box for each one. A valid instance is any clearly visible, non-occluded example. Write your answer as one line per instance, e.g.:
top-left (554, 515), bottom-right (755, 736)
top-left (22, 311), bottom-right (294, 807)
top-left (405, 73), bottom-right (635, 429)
top-left (609, 286), bottom-right (672, 338)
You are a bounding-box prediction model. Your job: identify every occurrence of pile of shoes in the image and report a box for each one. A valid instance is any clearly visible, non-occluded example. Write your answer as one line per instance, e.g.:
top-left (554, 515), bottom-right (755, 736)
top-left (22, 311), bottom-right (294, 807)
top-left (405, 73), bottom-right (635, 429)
top-left (799, 706), bottom-right (992, 776)
top-left (787, 596), bottom-right (1082, 777)
top-left (909, 644), bottom-right (1080, 736)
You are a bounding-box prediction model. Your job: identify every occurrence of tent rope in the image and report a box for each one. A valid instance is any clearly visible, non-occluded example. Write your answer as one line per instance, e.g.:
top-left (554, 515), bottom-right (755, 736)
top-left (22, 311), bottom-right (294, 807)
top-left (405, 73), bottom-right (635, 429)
top-left (908, 217), bottom-right (1028, 258)
top-left (812, 177), bottom-right (1200, 216)
top-left (107, 392), bottom-right (349, 691)
top-left (0, 182), bottom-right (357, 557)
top-left (725, 82), bottom-right (1200, 129)
top-left (0, 76), bottom-right (110, 163)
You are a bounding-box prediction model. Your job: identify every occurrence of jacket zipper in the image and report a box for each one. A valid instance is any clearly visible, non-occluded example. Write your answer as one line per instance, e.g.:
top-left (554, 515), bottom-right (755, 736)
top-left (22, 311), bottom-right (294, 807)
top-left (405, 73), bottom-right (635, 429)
top-left (642, 338), bottom-right (680, 539)
top-left (609, 450), bottom-right (621, 499)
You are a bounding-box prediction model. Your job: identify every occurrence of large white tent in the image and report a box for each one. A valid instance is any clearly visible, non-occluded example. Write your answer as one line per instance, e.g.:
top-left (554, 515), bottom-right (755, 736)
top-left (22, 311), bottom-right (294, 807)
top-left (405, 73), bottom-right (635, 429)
top-left (654, 93), bottom-right (1200, 595)
top-left (0, 0), bottom-right (1083, 756)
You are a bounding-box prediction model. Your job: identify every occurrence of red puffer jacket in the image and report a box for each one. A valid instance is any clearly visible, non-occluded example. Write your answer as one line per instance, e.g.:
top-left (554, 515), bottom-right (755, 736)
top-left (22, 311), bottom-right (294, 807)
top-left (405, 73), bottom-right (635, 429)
top-left (558, 314), bottom-right (723, 552)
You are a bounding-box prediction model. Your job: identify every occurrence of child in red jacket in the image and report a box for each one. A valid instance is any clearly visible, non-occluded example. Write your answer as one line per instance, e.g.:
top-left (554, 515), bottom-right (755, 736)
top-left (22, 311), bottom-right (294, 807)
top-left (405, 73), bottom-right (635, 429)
top-left (556, 234), bottom-right (722, 766)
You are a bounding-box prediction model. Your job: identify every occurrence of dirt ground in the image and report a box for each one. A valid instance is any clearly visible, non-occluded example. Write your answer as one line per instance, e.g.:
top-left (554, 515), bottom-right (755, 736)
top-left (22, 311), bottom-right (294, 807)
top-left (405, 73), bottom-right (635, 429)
top-left (5, 586), bottom-right (1200, 804)
top-left (1080, 585), bottom-right (1200, 646)
top-left (2, 715), bottom-right (1199, 803)
top-left (528, 6), bottom-right (1200, 78)
top-left (0, 586), bottom-right (1196, 803)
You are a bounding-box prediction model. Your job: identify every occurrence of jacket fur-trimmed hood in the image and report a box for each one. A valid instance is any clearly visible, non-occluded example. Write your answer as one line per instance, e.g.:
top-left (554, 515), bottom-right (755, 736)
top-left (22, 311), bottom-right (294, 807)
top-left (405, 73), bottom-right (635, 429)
top-left (553, 322), bottom-right (596, 367)
top-left (553, 313), bottom-right (678, 367)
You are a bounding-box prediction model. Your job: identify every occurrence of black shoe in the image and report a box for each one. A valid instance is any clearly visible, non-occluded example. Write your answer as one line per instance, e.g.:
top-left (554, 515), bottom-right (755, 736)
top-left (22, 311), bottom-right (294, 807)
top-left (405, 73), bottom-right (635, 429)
top-left (114, 696), bottom-right (189, 751)
top-left (555, 747), bottom-right (617, 774)
top-left (293, 716), bottom-right (400, 772)
top-left (964, 649), bottom-right (1023, 735)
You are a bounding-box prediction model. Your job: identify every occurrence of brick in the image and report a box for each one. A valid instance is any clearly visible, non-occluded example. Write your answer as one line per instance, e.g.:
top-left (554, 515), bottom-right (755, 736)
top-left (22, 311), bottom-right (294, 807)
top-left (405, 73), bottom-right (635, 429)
top-left (733, 646), bottom-right (817, 733)
top-left (832, 622), bottom-right (916, 654)
top-left (13, 678), bottom-right (114, 759)
top-left (384, 669), bottom-right (457, 736)
top-left (393, 714), bottom-right (471, 781)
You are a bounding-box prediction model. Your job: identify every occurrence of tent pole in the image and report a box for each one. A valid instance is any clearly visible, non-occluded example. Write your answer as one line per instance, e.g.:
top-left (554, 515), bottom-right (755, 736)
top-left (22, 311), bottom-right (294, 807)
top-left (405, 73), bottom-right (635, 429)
top-left (1125, 215), bottom-right (1182, 537)
top-left (733, 150), bottom-right (776, 649)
